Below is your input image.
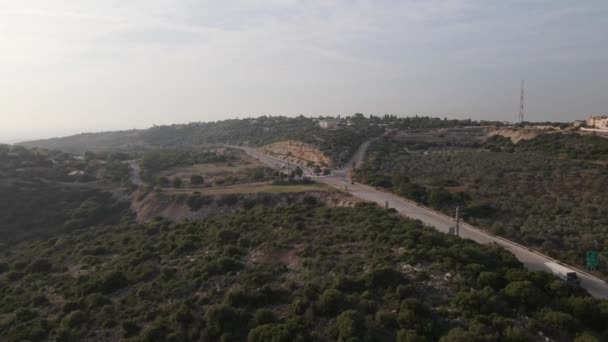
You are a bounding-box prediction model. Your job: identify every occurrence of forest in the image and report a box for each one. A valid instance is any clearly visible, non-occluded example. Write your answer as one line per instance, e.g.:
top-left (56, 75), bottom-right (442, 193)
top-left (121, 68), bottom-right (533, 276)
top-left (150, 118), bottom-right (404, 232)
top-left (360, 133), bottom-right (608, 276)
top-left (2, 203), bottom-right (607, 341)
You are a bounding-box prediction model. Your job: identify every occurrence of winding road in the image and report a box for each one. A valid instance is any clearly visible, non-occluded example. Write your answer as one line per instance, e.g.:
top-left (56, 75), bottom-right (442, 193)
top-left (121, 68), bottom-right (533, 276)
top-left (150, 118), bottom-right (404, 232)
top-left (236, 143), bottom-right (608, 299)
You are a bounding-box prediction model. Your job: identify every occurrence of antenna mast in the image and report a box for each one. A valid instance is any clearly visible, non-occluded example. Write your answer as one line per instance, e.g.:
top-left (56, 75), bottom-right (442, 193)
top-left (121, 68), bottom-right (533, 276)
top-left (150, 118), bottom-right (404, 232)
top-left (519, 80), bottom-right (525, 123)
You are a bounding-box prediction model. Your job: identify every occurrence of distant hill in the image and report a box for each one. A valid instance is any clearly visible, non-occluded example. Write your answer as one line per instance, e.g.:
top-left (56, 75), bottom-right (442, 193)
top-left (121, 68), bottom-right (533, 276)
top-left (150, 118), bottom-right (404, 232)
top-left (18, 115), bottom-right (498, 159)
top-left (19, 129), bottom-right (148, 154)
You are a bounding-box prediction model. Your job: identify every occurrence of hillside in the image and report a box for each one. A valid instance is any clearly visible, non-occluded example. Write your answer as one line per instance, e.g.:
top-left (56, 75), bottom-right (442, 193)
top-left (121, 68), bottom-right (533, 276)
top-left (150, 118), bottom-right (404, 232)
top-left (359, 131), bottom-right (608, 277)
top-left (261, 140), bottom-right (335, 168)
top-left (0, 145), bottom-right (132, 244)
top-left (2, 204), bottom-right (607, 341)
top-left (19, 116), bottom-right (499, 162)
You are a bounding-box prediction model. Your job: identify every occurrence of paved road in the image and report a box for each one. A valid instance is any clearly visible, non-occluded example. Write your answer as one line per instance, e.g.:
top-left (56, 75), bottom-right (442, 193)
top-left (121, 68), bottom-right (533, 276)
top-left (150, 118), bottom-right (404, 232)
top-left (236, 145), bottom-right (608, 299)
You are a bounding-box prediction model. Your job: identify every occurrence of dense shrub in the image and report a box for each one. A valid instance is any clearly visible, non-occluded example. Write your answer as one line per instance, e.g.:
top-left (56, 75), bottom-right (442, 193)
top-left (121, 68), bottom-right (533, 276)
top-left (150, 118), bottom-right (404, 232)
top-left (1, 204), bottom-right (606, 341)
top-left (248, 324), bottom-right (289, 342)
top-left (28, 259), bottom-right (53, 273)
top-left (337, 310), bottom-right (365, 341)
top-left (204, 304), bottom-right (245, 336)
top-left (317, 289), bottom-right (348, 316)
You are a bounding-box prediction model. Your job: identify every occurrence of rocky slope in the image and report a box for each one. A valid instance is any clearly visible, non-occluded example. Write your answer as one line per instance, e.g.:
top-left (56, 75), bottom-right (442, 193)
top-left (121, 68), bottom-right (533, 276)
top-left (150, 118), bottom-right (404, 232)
top-left (260, 140), bottom-right (335, 168)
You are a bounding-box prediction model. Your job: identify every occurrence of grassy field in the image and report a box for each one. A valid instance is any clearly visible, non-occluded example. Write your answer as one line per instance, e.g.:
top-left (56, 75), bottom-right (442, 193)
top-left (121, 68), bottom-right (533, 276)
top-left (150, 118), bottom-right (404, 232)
top-left (155, 150), bottom-right (278, 187)
top-left (166, 183), bottom-right (333, 195)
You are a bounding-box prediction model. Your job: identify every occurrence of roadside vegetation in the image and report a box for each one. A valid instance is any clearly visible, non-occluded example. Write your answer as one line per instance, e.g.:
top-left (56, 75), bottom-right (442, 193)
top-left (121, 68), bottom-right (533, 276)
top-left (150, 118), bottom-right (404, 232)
top-left (2, 203), bottom-right (607, 341)
top-left (359, 132), bottom-right (608, 275)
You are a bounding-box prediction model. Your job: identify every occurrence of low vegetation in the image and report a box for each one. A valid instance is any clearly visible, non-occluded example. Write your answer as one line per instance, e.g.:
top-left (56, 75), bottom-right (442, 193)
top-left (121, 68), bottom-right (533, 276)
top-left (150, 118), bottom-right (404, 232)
top-left (360, 133), bottom-right (608, 275)
top-left (2, 203), bottom-right (607, 341)
top-left (0, 145), bottom-right (131, 243)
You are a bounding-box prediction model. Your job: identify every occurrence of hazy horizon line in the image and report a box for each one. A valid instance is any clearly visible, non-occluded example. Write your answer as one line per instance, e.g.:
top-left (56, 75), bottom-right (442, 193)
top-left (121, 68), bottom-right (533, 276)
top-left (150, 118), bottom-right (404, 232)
top-left (2, 113), bottom-right (567, 145)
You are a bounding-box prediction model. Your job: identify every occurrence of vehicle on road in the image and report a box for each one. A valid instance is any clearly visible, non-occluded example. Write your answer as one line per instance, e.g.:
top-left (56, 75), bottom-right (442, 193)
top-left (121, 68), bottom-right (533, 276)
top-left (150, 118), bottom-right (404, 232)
top-left (545, 261), bottom-right (581, 286)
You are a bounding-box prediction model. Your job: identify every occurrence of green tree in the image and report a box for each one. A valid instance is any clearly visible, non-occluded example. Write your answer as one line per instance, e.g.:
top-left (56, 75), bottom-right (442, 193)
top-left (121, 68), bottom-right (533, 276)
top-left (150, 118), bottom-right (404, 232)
top-left (294, 166), bottom-right (303, 179)
top-left (337, 310), bottom-right (364, 341)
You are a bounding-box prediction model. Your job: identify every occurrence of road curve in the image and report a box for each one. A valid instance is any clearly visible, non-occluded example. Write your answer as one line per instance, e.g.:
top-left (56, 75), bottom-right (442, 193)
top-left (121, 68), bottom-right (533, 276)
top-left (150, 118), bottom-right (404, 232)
top-left (235, 145), bottom-right (608, 299)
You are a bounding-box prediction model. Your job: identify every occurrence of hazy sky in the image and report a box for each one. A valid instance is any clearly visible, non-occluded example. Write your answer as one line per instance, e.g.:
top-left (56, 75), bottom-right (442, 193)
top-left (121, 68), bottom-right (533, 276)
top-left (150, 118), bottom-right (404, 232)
top-left (1, 1), bottom-right (607, 142)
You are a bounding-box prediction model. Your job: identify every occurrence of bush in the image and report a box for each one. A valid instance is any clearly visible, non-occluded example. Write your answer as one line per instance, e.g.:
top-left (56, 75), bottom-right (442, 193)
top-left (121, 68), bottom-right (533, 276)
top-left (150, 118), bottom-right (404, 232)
top-left (254, 308), bottom-right (276, 326)
top-left (122, 320), bottom-right (140, 337)
top-left (302, 196), bottom-right (318, 206)
top-left (190, 174), bottom-right (204, 185)
top-left (574, 332), bottom-right (599, 342)
top-left (217, 229), bottom-right (240, 244)
top-left (217, 194), bottom-right (239, 206)
top-left (248, 321), bottom-right (302, 342)
top-left (540, 309), bottom-right (580, 334)
top-left (376, 310), bottom-right (398, 329)
top-left (203, 257), bottom-right (243, 276)
top-left (364, 266), bottom-right (402, 289)
top-left (7, 319), bottom-right (49, 341)
top-left (204, 304), bottom-right (244, 336)
top-left (317, 289), bottom-right (347, 316)
top-left (28, 259), bottom-right (53, 273)
top-left (504, 280), bottom-right (542, 309)
top-left (337, 310), bottom-right (364, 341)
top-left (174, 304), bottom-right (194, 325)
top-left (186, 194), bottom-right (213, 211)
top-left (223, 286), bottom-right (259, 308)
top-left (0, 261), bottom-right (8, 274)
top-left (61, 310), bottom-right (87, 329)
top-left (397, 329), bottom-right (428, 342)
top-left (15, 308), bottom-right (38, 323)
top-left (140, 321), bottom-right (170, 342)
top-left (85, 293), bottom-right (111, 309)
top-left (32, 294), bottom-right (48, 306)
top-left (156, 176), bottom-right (170, 187)
top-left (92, 271), bottom-right (129, 294)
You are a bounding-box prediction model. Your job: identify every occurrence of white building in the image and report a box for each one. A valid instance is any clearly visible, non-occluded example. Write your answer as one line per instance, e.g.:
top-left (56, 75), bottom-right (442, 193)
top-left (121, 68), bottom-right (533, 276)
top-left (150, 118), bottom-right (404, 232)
top-left (586, 115), bottom-right (608, 130)
top-left (319, 119), bottom-right (339, 129)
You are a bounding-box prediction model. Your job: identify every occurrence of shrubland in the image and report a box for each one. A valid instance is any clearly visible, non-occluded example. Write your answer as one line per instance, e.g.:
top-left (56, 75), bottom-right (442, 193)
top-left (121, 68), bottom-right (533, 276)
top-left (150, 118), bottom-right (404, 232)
top-left (360, 133), bottom-right (608, 275)
top-left (1, 204), bottom-right (607, 341)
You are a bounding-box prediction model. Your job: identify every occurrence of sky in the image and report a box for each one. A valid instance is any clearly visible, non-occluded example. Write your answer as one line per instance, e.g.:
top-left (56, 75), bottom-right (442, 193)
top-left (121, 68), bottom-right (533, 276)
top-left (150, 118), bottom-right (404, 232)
top-left (1, 0), bottom-right (607, 142)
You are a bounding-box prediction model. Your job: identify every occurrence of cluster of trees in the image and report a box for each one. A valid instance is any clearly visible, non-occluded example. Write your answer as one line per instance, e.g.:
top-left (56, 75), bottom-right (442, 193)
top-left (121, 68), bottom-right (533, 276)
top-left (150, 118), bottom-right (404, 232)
top-left (483, 133), bottom-right (608, 161)
top-left (0, 146), bottom-right (132, 243)
top-left (0, 179), bottom-right (131, 244)
top-left (362, 134), bottom-right (608, 273)
top-left (2, 204), bottom-right (607, 341)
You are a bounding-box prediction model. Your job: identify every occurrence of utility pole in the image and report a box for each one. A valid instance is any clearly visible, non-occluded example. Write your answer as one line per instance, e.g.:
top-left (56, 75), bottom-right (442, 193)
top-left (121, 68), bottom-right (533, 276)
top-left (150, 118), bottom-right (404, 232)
top-left (519, 80), bottom-right (525, 124)
top-left (454, 206), bottom-right (461, 236)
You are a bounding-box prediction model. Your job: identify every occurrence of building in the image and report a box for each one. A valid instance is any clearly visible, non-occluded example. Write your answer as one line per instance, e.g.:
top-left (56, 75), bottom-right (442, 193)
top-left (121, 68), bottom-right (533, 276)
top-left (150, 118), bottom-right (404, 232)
top-left (573, 120), bottom-right (585, 127)
top-left (319, 119), bottom-right (339, 129)
top-left (586, 115), bottom-right (608, 130)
